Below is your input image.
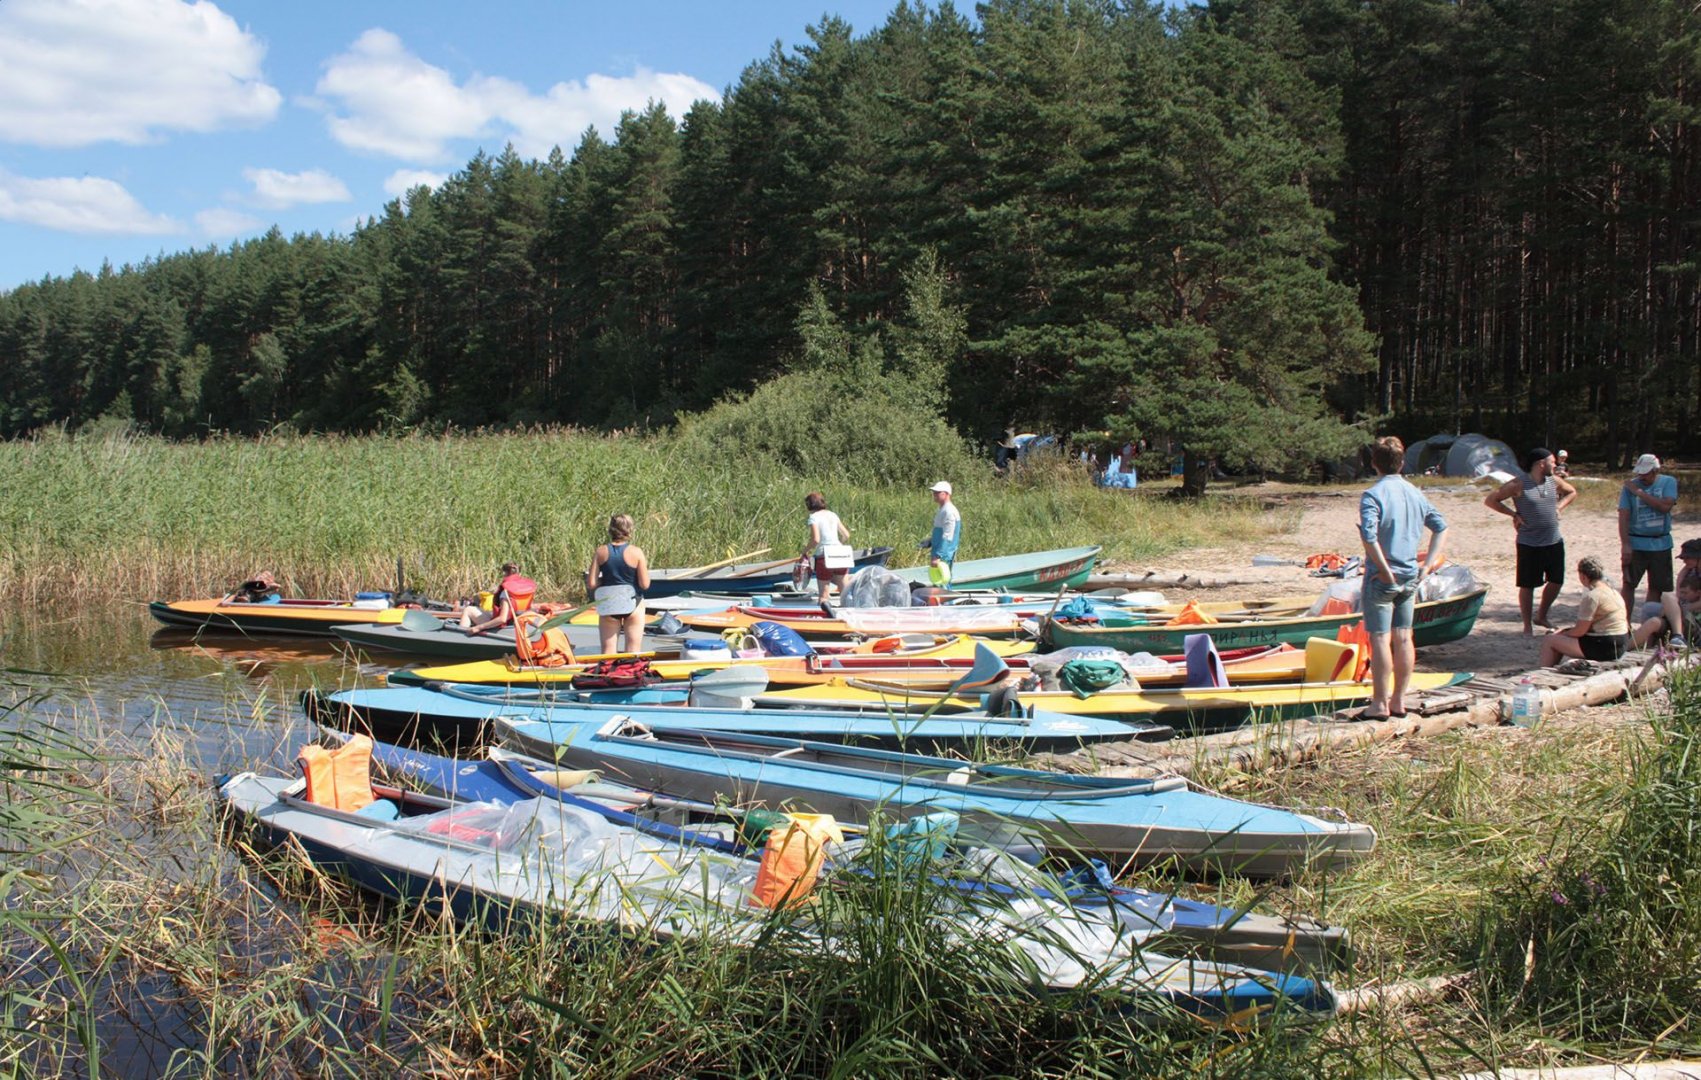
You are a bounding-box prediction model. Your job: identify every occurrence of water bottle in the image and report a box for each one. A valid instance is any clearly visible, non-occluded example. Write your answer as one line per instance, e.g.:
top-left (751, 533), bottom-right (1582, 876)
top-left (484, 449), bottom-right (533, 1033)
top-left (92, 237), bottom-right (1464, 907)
top-left (1508, 679), bottom-right (1541, 728)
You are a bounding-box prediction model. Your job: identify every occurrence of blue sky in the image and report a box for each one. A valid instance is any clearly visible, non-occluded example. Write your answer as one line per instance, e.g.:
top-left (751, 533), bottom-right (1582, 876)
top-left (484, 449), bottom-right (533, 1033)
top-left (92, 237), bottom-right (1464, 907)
top-left (0, 0), bottom-right (906, 291)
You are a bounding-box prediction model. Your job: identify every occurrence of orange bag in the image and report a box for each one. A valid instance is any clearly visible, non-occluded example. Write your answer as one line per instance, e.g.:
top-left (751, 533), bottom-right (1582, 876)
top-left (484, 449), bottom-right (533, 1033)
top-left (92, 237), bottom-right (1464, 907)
top-left (751, 814), bottom-right (843, 909)
top-left (1165, 600), bottom-right (1219, 627)
top-left (1335, 621), bottom-right (1373, 681)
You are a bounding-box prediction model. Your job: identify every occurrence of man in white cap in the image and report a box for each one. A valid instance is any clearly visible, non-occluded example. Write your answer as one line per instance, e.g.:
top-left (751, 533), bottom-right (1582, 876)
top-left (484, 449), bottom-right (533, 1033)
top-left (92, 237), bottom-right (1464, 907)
top-left (1620, 453), bottom-right (1679, 612)
top-left (1553, 449), bottom-right (1570, 478)
top-left (922, 481), bottom-right (962, 586)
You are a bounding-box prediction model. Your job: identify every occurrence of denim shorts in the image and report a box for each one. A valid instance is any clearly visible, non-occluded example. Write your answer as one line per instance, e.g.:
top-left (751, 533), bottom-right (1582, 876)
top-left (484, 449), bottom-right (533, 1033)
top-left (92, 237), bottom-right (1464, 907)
top-left (1363, 574), bottom-right (1419, 635)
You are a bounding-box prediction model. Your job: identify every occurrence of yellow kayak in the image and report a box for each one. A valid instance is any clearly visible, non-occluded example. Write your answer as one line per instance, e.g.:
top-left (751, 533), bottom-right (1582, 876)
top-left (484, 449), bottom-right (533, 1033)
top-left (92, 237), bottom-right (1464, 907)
top-left (390, 635), bottom-right (1037, 687)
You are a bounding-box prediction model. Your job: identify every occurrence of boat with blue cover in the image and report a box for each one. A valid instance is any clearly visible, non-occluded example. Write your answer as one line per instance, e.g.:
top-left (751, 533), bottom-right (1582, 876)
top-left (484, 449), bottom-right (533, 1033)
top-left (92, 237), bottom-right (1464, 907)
top-left (340, 733), bottom-right (1349, 971)
top-left (492, 715), bottom-right (1376, 878)
top-left (216, 768), bottom-right (1338, 1019)
top-left (304, 684), bottom-right (1174, 752)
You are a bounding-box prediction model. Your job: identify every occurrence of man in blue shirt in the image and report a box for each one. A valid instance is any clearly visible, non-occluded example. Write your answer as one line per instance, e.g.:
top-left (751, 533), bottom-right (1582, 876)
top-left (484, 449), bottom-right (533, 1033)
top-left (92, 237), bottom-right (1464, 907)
top-left (1358, 436), bottom-right (1449, 719)
top-left (1619, 453), bottom-right (1679, 612)
top-left (922, 481), bottom-right (962, 586)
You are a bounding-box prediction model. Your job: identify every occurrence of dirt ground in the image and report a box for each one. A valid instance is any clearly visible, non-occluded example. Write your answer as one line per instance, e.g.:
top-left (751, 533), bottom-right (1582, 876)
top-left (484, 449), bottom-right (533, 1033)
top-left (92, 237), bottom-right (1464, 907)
top-left (1122, 475), bottom-right (1700, 678)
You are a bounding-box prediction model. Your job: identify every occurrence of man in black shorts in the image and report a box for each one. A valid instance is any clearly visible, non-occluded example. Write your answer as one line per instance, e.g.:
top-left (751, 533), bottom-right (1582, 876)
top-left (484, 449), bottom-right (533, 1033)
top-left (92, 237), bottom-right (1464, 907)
top-left (1484, 447), bottom-right (1575, 634)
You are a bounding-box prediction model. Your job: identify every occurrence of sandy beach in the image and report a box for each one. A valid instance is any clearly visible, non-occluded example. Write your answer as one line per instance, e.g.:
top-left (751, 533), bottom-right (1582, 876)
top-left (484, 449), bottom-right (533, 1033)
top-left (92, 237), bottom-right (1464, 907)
top-left (1114, 474), bottom-right (1697, 678)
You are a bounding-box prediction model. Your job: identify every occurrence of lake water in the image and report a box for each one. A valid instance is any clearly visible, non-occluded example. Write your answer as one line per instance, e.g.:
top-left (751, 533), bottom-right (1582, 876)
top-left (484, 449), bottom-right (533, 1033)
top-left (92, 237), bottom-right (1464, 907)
top-left (2, 606), bottom-right (415, 1077)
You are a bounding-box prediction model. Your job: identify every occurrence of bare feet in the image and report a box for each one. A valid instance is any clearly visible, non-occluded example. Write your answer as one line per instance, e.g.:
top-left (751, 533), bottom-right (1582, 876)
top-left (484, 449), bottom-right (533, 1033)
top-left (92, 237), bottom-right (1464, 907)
top-left (1533, 616), bottom-right (1554, 630)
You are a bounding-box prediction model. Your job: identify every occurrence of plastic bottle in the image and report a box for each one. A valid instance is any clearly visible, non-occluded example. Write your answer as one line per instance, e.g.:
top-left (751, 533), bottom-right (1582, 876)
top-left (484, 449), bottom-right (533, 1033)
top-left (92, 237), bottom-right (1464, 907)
top-left (1508, 679), bottom-right (1542, 728)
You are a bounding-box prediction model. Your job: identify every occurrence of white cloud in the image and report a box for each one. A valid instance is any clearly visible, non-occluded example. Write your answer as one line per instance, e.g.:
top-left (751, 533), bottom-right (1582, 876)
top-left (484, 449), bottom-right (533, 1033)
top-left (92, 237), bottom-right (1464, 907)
top-left (315, 28), bottom-right (718, 162)
top-left (383, 169), bottom-right (448, 197)
top-left (0, 169), bottom-right (178, 234)
top-left (195, 207), bottom-right (263, 238)
top-left (243, 167), bottom-right (352, 208)
top-left (0, 0), bottom-right (281, 147)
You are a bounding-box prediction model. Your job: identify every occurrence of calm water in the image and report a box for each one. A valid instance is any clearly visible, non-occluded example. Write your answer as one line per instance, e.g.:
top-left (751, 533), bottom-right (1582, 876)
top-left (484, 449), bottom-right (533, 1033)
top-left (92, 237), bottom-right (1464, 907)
top-left (3, 605), bottom-right (416, 1077)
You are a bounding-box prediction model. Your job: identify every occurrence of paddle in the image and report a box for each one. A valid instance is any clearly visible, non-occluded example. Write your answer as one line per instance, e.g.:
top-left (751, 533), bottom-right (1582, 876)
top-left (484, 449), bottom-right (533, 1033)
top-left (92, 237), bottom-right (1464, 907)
top-left (726, 555), bottom-right (799, 579)
top-left (673, 547), bottom-right (772, 577)
top-left (687, 664), bottom-right (771, 704)
top-left (399, 608), bottom-right (442, 633)
top-left (914, 642), bottom-right (1011, 721)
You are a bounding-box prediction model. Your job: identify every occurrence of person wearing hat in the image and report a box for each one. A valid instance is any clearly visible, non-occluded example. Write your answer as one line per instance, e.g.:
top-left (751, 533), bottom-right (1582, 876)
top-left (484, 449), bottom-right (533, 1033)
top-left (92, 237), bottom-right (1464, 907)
top-left (1553, 449), bottom-right (1571, 478)
top-left (995, 428), bottom-right (1018, 471)
top-left (1619, 453), bottom-right (1679, 612)
top-left (1632, 538), bottom-right (1701, 649)
top-left (921, 481), bottom-right (962, 586)
top-left (1483, 447), bottom-right (1576, 634)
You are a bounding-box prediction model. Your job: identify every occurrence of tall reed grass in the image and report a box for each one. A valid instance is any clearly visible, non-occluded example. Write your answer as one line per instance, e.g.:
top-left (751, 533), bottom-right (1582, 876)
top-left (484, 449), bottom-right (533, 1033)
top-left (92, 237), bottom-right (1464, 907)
top-left (0, 429), bottom-right (1290, 605)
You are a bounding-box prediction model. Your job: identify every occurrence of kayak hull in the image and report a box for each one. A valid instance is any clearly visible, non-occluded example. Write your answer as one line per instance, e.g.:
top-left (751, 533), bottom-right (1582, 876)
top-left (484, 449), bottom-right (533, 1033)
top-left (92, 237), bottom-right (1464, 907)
top-left (1044, 588), bottom-right (1489, 654)
top-left (149, 598), bottom-right (417, 637)
top-left (890, 546), bottom-right (1103, 591)
top-left (645, 546), bottom-right (893, 598)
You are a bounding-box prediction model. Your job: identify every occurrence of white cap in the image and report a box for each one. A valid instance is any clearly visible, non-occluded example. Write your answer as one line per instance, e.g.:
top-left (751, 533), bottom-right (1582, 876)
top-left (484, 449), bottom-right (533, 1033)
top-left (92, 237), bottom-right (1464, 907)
top-left (1633, 453), bottom-right (1660, 476)
top-left (929, 481), bottom-right (953, 494)
top-left (1557, 449), bottom-right (1568, 458)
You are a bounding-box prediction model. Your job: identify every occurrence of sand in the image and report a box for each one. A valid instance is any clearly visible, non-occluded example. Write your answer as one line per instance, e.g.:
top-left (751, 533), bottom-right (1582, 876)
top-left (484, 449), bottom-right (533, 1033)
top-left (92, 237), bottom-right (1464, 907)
top-left (1113, 478), bottom-right (1697, 678)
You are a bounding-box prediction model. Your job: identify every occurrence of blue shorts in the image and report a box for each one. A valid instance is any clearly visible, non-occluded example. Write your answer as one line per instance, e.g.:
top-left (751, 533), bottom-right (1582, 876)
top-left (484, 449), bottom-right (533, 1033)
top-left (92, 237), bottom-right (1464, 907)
top-left (1363, 574), bottom-right (1419, 635)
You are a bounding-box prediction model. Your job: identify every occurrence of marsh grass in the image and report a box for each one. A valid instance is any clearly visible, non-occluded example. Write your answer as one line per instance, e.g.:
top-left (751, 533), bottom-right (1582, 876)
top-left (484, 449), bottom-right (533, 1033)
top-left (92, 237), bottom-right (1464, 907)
top-left (0, 430), bottom-right (1289, 605)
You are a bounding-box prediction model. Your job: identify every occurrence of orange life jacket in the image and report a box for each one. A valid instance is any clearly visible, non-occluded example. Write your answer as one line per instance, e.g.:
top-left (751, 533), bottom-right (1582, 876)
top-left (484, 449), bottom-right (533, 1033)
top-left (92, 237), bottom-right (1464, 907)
top-left (513, 613), bottom-right (575, 667)
top-left (1165, 600), bottom-right (1219, 627)
top-left (751, 813), bottom-right (843, 909)
top-left (298, 736), bottom-right (376, 813)
top-left (500, 574), bottom-right (537, 615)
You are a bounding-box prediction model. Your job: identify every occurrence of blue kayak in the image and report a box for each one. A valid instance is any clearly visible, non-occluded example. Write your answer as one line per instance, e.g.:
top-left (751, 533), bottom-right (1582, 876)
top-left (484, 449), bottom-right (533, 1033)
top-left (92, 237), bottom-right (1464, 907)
top-left (305, 684), bottom-right (1173, 753)
top-left (341, 733), bottom-right (1347, 972)
top-left (493, 717), bottom-right (1374, 879)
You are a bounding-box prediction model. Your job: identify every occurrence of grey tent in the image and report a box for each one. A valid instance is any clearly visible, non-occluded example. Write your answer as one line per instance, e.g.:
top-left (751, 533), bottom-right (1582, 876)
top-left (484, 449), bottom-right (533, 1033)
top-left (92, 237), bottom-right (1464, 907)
top-left (1403, 433), bottom-right (1521, 479)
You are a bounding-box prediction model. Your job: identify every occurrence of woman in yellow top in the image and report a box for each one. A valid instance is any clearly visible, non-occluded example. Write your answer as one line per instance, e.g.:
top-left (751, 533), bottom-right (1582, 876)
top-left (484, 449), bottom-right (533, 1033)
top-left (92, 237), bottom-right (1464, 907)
top-left (1540, 555), bottom-right (1630, 666)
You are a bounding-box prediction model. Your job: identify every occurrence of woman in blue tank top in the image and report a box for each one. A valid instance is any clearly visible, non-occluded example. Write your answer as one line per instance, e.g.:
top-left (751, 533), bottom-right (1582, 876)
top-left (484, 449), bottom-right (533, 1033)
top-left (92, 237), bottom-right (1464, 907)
top-left (588, 513), bottom-right (651, 654)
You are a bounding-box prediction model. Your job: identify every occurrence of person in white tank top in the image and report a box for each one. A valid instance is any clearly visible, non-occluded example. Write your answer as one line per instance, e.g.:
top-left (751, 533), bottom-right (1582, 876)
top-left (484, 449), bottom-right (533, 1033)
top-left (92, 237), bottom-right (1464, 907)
top-left (802, 491), bottom-right (851, 603)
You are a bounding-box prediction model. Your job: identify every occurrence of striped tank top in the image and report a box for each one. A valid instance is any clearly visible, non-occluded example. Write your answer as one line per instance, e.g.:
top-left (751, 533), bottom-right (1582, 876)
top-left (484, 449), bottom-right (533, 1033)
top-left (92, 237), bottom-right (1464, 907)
top-left (1514, 477), bottom-right (1562, 548)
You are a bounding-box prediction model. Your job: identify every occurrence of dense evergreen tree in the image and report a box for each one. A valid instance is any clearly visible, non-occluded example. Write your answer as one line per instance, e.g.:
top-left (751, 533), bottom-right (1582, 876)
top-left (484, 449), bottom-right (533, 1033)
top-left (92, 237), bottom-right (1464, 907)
top-left (0, 0), bottom-right (1695, 474)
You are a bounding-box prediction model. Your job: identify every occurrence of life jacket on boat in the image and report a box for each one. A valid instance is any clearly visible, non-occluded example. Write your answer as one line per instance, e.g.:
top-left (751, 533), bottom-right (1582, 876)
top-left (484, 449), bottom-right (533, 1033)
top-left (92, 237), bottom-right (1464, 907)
top-left (298, 735), bottom-right (376, 813)
top-left (512, 612), bottom-right (575, 667)
top-left (571, 657), bottom-right (656, 689)
top-left (1165, 600), bottom-right (1219, 627)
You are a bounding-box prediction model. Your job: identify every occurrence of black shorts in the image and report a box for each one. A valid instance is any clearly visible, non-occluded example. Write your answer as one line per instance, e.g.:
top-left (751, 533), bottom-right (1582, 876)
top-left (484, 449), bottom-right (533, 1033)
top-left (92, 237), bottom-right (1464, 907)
top-left (1624, 549), bottom-right (1675, 595)
top-left (1579, 633), bottom-right (1628, 661)
top-left (1515, 541), bottom-right (1565, 589)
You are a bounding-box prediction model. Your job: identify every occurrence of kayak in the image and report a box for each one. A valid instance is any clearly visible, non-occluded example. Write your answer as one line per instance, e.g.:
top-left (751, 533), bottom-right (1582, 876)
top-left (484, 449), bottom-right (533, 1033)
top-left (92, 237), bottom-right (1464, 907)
top-left (353, 735), bottom-right (1349, 972)
top-left (502, 715), bottom-right (1377, 878)
top-left (752, 670), bottom-right (1472, 730)
top-left (1044, 587), bottom-right (1490, 654)
top-left (217, 770), bottom-right (1337, 1019)
top-left (332, 619), bottom-right (689, 661)
top-left (306, 685), bottom-right (1173, 751)
top-left (890, 546), bottom-right (1103, 591)
top-left (679, 604), bottom-right (1043, 638)
top-left (646, 546), bottom-right (894, 598)
top-left (149, 597), bottom-right (430, 637)
top-left (385, 634), bottom-right (1037, 688)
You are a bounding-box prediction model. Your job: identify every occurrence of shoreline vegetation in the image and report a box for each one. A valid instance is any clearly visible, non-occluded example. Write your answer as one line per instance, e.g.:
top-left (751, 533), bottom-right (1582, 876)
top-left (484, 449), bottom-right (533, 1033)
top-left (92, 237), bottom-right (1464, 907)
top-left (5, 660), bottom-right (1699, 1075)
top-left (0, 430), bottom-right (1291, 604)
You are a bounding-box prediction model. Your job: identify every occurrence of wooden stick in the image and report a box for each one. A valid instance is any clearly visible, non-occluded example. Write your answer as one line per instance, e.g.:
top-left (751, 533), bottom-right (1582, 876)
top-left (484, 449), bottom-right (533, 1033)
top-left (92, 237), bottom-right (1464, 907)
top-left (727, 555), bottom-right (799, 578)
top-left (1334, 973), bottom-right (1463, 1015)
top-left (674, 548), bottom-right (772, 577)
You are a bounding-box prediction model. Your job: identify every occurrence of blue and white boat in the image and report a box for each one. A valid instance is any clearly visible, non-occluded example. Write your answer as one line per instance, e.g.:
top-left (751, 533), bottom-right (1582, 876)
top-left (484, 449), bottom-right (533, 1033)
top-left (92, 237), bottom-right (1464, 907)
top-left (346, 734), bottom-right (1348, 971)
top-left (304, 683), bottom-right (1173, 753)
top-left (216, 768), bottom-right (1338, 1019)
top-left (493, 716), bottom-right (1375, 878)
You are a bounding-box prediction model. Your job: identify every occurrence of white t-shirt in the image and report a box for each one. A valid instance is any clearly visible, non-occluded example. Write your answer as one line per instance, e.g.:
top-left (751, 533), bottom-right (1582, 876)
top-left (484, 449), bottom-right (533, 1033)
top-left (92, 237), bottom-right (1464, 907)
top-left (808, 509), bottom-right (846, 555)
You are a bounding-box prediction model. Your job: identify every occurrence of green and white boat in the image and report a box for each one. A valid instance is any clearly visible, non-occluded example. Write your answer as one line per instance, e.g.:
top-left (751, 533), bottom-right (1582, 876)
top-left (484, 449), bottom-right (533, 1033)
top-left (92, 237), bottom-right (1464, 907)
top-left (892, 546), bottom-right (1102, 591)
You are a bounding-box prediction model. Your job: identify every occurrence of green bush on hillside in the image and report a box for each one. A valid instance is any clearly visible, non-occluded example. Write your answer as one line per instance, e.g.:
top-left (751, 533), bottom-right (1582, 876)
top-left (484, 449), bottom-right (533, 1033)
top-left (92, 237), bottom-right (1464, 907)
top-left (673, 368), bottom-right (979, 487)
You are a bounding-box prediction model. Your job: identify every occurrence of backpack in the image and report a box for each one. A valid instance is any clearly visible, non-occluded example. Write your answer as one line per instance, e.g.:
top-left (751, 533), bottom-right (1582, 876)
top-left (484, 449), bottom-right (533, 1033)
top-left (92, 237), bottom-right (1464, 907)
top-left (571, 657), bottom-right (658, 689)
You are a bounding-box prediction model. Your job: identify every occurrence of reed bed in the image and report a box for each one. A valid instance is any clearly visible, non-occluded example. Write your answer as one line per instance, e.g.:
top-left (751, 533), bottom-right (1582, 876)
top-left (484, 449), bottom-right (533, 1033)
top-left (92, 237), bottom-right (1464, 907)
top-left (0, 430), bottom-right (1288, 605)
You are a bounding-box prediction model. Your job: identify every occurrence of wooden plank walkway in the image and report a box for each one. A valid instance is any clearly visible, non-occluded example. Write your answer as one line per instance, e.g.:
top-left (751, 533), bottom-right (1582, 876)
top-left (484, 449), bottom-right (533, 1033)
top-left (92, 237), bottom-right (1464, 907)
top-left (1034, 648), bottom-right (1693, 780)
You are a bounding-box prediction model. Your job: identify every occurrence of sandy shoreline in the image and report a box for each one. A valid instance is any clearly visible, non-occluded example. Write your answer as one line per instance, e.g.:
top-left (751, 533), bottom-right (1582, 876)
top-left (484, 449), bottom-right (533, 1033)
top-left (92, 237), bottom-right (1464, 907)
top-left (1103, 477), bottom-right (1698, 678)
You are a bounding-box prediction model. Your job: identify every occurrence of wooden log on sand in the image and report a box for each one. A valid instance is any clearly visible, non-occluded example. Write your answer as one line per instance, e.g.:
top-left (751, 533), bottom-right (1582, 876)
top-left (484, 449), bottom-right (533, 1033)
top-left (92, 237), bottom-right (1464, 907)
top-left (1453, 1064), bottom-right (1701, 1079)
top-left (1334, 974), bottom-right (1465, 1015)
top-left (1036, 654), bottom-right (1696, 780)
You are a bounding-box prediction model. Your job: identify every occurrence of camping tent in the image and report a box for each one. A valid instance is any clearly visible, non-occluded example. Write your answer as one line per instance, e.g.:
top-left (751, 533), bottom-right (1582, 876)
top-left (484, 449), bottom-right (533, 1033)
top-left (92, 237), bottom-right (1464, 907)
top-left (1403, 433), bottom-right (1521, 479)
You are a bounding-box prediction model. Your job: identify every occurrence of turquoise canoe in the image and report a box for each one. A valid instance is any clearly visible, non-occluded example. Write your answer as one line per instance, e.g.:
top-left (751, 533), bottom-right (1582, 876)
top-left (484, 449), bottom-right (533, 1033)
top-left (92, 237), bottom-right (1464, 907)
top-left (891, 546), bottom-right (1102, 591)
top-left (1044, 587), bottom-right (1489, 654)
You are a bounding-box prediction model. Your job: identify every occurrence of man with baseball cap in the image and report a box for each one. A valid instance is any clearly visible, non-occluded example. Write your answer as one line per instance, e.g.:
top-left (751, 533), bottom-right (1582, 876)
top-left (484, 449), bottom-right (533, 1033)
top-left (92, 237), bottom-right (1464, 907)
top-left (921, 481), bottom-right (962, 586)
top-left (1620, 453), bottom-right (1679, 612)
top-left (1633, 537), bottom-right (1701, 649)
top-left (1484, 447), bottom-right (1576, 634)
